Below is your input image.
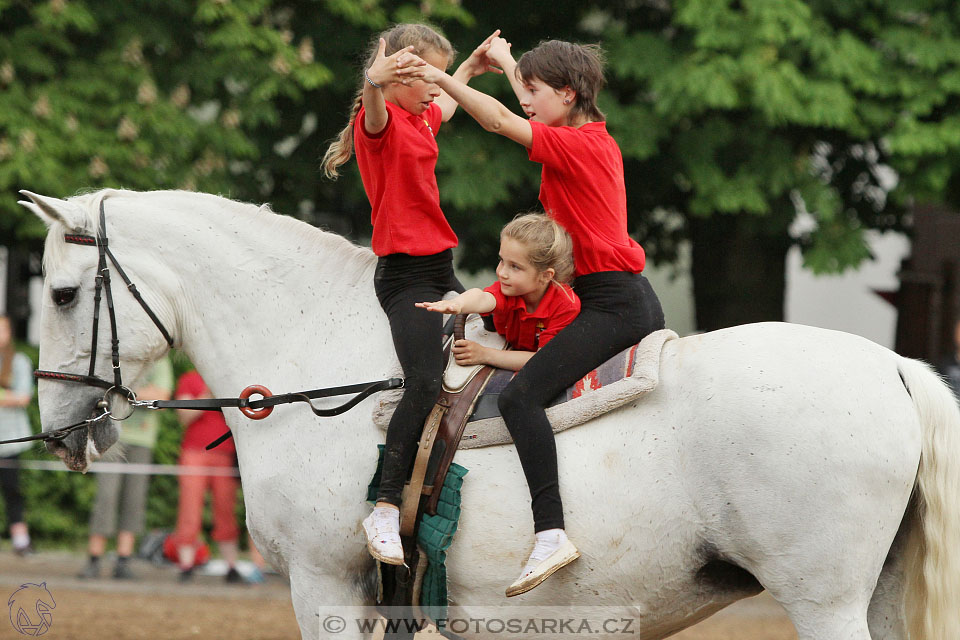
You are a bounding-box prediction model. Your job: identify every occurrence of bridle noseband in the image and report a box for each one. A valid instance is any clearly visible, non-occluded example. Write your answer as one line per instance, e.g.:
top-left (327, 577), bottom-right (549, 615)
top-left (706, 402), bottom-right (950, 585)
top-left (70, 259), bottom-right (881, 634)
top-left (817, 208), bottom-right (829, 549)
top-left (24, 199), bottom-right (175, 444)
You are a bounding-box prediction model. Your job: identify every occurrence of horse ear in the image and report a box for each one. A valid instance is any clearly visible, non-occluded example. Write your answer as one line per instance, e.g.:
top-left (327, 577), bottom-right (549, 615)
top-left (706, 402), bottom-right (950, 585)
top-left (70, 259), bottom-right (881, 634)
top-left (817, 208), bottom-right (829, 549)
top-left (17, 190), bottom-right (89, 232)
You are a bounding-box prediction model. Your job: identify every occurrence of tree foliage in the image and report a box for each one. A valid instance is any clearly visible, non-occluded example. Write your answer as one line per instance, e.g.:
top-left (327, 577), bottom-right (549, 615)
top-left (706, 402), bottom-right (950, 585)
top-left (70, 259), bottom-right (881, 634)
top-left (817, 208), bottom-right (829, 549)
top-left (603, 0), bottom-right (960, 276)
top-left (0, 0), bottom-right (467, 243)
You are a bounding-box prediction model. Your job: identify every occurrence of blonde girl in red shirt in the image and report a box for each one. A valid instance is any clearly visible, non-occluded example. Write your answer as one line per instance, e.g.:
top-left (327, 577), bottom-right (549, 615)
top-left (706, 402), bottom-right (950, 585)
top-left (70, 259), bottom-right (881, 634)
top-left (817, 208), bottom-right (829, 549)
top-left (322, 24), bottom-right (501, 566)
top-left (417, 213), bottom-right (580, 371)
top-left (399, 40), bottom-right (666, 596)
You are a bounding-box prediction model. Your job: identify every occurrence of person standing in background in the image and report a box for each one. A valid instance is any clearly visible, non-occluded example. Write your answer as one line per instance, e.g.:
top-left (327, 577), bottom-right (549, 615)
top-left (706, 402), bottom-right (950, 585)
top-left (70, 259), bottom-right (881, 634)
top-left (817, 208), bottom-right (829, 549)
top-left (0, 316), bottom-right (35, 556)
top-left (78, 356), bottom-right (174, 579)
top-left (169, 370), bottom-right (242, 583)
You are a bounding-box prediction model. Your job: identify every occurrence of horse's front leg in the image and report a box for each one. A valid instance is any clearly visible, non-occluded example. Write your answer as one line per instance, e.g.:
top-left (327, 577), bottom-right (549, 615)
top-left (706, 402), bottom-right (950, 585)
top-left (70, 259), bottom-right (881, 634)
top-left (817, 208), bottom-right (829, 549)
top-left (289, 560), bottom-right (380, 640)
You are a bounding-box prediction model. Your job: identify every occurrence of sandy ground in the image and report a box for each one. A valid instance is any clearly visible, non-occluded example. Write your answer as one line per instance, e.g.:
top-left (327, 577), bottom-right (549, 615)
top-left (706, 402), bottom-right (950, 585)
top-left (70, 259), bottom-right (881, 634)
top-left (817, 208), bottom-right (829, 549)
top-left (0, 549), bottom-right (796, 639)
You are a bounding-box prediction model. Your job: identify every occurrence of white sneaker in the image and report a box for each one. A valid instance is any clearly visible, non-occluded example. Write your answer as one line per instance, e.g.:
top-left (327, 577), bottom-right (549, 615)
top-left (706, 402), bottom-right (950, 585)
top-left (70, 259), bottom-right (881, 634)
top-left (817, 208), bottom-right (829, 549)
top-left (506, 530), bottom-right (580, 597)
top-left (362, 508), bottom-right (405, 565)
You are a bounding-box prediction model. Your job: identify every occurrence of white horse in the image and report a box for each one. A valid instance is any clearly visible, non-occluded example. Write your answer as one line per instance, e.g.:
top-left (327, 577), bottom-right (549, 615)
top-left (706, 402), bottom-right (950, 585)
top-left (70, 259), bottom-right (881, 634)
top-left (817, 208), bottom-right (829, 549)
top-left (20, 188), bottom-right (960, 640)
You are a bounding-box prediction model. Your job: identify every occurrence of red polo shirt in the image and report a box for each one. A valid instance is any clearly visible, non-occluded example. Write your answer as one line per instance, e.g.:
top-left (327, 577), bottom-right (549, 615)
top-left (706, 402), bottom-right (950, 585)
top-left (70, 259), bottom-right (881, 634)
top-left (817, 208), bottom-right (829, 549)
top-left (174, 371), bottom-right (235, 455)
top-left (355, 101), bottom-right (458, 257)
top-left (483, 281), bottom-right (581, 352)
top-left (528, 120), bottom-right (646, 276)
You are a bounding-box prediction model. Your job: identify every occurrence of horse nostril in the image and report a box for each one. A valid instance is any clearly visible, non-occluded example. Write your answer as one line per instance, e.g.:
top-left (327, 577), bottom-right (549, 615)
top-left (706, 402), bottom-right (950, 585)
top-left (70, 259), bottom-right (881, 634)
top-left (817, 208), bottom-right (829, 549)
top-left (45, 440), bottom-right (67, 460)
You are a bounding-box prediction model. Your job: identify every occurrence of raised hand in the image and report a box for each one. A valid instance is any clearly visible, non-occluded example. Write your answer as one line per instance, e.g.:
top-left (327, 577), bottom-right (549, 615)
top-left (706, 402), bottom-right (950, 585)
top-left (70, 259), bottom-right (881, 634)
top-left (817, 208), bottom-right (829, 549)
top-left (366, 39), bottom-right (425, 88)
top-left (415, 299), bottom-right (463, 314)
top-left (486, 36), bottom-right (514, 68)
top-left (461, 29), bottom-right (504, 78)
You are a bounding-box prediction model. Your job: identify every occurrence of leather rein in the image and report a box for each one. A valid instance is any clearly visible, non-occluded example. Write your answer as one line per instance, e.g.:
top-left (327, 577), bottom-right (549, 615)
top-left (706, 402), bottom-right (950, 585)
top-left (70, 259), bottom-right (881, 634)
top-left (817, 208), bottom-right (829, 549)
top-left (5, 199), bottom-right (402, 448)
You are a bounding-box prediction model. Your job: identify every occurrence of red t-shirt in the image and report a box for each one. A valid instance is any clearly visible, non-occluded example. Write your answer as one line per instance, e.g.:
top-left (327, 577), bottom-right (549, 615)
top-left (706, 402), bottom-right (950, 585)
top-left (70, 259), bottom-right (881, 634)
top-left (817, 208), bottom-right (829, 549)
top-left (174, 371), bottom-right (235, 454)
top-left (528, 120), bottom-right (646, 276)
top-left (355, 101), bottom-right (458, 257)
top-left (483, 281), bottom-right (581, 352)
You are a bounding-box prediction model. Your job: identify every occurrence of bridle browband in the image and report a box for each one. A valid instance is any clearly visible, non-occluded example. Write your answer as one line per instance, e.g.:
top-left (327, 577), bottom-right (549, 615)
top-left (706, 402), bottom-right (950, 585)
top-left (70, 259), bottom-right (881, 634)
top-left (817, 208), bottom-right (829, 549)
top-left (7, 198), bottom-right (402, 448)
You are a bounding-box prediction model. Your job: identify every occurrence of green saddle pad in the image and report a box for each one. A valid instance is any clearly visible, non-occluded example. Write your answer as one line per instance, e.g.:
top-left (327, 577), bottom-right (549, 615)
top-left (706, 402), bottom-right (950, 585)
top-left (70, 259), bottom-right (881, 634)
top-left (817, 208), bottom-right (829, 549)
top-left (367, 444), bottom-right (468, 622)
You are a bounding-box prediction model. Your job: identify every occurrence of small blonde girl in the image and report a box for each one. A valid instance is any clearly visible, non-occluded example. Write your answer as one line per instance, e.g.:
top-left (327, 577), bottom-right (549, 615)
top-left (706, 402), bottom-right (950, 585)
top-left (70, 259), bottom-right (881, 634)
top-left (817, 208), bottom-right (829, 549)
top-left (418, 213), bottom-right (580, 371)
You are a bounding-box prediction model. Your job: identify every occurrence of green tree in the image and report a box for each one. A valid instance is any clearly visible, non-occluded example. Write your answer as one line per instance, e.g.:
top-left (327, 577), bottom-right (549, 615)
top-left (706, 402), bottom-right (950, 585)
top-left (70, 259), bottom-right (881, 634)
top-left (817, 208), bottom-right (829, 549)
top-left (0, 0), bottom-right (333, 240)
top-left (604, 0), bottom-right (960, 330)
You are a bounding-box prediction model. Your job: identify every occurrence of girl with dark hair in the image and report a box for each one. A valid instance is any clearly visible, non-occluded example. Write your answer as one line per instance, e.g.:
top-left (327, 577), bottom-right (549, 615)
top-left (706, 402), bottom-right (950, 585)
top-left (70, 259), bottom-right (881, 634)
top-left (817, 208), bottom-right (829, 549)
top-left (399, 38), bottom-right (665, 595)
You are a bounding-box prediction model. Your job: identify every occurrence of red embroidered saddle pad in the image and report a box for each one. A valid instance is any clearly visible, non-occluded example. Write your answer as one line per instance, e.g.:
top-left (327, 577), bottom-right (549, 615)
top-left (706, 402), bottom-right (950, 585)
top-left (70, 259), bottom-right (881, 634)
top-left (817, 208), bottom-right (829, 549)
top-left (466, 343), bottom-right (643, 424)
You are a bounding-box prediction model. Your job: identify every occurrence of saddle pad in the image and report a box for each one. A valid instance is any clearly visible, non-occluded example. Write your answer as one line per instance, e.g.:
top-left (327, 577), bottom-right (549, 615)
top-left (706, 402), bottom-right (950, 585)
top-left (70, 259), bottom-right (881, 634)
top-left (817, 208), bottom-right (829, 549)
top-left (373, 327), bottom-right (678, 449)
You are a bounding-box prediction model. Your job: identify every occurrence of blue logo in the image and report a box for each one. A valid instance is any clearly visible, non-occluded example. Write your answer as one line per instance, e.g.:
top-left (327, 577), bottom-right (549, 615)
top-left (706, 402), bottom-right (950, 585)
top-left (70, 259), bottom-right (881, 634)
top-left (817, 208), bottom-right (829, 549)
top-left (8, 583), bottom-right (55, 636)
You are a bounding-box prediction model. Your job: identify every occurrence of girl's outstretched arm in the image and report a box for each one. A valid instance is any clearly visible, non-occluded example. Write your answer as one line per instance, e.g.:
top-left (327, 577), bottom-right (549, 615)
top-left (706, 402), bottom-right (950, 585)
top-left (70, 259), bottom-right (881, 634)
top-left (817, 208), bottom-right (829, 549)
top-left (416, 288), bottom-right (496, 315)
top-left (437, 30), bottom-right (503, 122)
top-left (417, 288), bottom-right (537, 371)
top-left (402, 55), bottom-right (533, 148)
top-left (362, 40), bottom-right (420, 135)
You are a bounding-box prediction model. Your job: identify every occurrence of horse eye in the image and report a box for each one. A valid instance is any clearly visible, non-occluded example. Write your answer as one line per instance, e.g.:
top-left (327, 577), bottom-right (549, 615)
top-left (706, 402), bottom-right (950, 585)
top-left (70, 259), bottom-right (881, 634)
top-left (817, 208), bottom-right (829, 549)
top-left (52, 287), bottom-right (78, 307)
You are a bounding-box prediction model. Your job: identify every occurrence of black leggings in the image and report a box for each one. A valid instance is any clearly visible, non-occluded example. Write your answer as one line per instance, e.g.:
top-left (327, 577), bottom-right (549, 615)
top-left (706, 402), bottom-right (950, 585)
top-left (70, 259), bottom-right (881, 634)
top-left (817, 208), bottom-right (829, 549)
top-left (498, 272), bottom-right (665, 532)
top-left (0, 457), bottom-right (25, 524)
top-left (374, 250), bottom-right (463, 506)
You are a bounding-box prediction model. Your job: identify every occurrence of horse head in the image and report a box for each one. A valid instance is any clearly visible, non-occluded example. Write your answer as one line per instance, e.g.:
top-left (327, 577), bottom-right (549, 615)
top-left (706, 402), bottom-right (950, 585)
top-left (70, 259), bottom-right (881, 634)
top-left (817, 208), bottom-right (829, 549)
top-left (19, 190), bottom-right (175, 471)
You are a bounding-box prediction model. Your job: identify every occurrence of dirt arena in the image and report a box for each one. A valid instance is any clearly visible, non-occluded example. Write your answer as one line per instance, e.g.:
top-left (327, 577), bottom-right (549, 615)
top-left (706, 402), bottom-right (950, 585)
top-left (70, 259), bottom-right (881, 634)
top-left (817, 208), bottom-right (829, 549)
top-left (0, 549), bottom-right (796, 639)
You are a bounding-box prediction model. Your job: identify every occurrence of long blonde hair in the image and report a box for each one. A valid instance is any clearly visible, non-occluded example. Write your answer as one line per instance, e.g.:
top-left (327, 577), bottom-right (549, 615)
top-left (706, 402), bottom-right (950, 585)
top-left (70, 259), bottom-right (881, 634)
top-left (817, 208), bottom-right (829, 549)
top-left (322, 24), bottom-right (455, 179)
top-left (501, 213), bottom-right (575, 286)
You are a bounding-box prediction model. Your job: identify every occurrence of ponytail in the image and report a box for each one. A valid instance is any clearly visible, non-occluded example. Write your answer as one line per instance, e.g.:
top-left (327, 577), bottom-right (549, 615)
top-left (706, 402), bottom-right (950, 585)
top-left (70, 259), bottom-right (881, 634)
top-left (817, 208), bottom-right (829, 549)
top-left (321, 90), bottom-right (363, 180)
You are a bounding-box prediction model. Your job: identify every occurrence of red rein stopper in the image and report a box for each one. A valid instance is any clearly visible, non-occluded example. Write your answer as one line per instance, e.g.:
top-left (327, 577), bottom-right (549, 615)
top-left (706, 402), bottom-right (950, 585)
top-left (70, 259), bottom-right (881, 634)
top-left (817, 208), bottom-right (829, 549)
top-left (238, 385), bottom-right (273, 420)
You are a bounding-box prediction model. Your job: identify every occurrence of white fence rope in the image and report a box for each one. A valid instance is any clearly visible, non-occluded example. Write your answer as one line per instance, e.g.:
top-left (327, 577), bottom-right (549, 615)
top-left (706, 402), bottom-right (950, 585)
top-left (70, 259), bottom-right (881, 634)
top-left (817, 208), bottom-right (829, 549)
top-left (0, 458), bottom-right (240, 477)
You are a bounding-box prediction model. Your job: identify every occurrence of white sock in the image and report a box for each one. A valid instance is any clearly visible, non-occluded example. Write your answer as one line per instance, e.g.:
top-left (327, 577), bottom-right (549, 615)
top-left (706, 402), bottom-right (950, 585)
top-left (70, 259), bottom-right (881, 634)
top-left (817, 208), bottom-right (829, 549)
top-left (12, 532), bottom-right (30, 549)
top-left (535, 528), bottom-right (567, 547)
top-left (521, 529), bottom-right (568, 574)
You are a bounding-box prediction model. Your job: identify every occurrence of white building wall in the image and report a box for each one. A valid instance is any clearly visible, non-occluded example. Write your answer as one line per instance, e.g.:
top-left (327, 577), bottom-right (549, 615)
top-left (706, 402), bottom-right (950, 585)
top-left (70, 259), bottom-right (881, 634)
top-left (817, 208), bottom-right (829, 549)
top-left (784, 231), bottom-right (910, 349)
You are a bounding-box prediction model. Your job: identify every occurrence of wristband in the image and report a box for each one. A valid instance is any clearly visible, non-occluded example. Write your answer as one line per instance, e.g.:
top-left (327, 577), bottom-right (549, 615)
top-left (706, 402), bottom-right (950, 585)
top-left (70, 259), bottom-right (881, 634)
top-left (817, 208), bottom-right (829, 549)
top-left (364, 70), bottom-right (382, 89)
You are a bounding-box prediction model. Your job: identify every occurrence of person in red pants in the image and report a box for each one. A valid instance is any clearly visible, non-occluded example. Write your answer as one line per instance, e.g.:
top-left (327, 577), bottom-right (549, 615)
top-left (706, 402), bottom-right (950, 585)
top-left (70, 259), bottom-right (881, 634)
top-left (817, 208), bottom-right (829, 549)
top-left (169, 370), bottom-right (242, 583)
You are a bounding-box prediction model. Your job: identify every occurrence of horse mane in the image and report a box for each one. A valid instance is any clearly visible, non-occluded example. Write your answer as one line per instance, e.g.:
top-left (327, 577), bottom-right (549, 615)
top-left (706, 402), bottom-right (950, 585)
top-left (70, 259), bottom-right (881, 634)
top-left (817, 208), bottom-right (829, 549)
top-left (43, 189), bottom-right (378, 284)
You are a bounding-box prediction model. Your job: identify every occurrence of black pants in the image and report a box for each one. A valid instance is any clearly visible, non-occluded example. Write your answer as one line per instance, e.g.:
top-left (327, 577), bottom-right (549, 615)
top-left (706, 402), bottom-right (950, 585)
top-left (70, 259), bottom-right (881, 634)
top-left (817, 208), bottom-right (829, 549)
top-left (498, 272), bottom-right (665, 532)
top-left (374, 250), bottom-right (463, 506)
top-left (0, 456), bottom-right (25, 524)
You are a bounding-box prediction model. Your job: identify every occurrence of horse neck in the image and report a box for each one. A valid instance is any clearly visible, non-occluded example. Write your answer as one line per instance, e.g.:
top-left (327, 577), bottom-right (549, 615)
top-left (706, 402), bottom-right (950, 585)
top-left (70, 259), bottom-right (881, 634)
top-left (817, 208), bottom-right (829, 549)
top-left (126, 196), bottom-right (390, 397)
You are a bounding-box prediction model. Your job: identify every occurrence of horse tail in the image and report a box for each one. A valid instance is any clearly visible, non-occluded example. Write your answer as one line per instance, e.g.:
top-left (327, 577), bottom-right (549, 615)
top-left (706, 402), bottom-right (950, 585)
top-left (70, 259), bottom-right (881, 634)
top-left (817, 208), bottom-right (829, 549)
top-left (897, 356), bottom-right (960, 640)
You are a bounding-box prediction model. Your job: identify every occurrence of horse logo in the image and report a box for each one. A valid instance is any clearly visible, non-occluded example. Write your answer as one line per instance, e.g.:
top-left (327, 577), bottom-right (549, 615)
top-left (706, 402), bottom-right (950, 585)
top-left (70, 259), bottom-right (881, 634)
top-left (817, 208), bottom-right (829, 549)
top-left (7, 583), bottom-right (55, 636)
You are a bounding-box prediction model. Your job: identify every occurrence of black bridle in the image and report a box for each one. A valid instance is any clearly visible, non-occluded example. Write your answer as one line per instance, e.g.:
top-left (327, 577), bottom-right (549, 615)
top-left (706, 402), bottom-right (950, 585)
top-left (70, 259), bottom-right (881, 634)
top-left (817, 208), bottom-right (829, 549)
top-left (5, 198), bottom-right (402, 447)
top-left (20, 200), bottom-right (175, 445)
